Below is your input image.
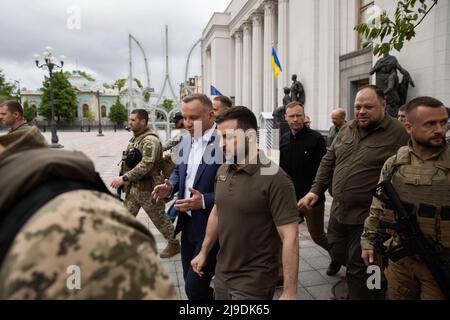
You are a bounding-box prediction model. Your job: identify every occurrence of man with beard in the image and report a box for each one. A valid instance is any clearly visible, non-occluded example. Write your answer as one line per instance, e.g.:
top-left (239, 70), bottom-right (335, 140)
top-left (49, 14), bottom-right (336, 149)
top-left (191, 107), bottom-right (299, 300)
top-left (111, 109), bottom-right (180, 259)
top-left (361, 96), bottom-right (449, 300)
top-left (299, 85), bottom-right (409, 299)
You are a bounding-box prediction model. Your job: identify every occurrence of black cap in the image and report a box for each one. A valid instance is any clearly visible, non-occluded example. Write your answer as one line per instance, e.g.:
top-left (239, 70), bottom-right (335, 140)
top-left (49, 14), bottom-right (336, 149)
top-left (171, 112), bottom-right (183, 123)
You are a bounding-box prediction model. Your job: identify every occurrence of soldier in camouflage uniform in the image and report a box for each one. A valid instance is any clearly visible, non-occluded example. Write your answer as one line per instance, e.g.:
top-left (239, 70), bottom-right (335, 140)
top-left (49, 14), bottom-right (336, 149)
top-left (361, 96), bottom-right (450, 300)
top-left (111, 109), bottom-right (180, 258)
top-left (0, 127), bottom-right (176, 299)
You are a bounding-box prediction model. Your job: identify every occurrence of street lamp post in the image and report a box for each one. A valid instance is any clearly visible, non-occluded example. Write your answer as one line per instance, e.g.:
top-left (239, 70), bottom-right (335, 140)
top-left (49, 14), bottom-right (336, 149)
top-left (96, 90), bottom-right (104, 136)
top-left (34, 47), bottom-right (65, 148)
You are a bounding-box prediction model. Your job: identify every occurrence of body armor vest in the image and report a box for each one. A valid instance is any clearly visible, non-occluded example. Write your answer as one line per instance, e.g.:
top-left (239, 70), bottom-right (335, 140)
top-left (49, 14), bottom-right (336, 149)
top-left (384, 146), bottom-right (450, 248)
top-left (122, 130), bottom-right (163, 180)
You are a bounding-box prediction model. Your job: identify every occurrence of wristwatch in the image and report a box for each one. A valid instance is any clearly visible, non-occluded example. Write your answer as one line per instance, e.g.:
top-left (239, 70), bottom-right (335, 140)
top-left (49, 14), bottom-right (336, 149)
top-left (122, 175), bottom-right (129, 182)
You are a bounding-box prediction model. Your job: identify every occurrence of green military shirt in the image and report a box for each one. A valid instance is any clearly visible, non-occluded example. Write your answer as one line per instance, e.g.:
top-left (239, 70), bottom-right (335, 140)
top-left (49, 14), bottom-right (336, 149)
top-left (310, 115), bottom-right (409, 225)
top-left (214, 152), bottom-right (299, 297)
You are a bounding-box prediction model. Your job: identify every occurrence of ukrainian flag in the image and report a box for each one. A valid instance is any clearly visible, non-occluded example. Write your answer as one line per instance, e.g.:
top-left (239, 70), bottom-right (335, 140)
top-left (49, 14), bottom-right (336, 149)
top-left (271, 47), bottom-right (282, 79)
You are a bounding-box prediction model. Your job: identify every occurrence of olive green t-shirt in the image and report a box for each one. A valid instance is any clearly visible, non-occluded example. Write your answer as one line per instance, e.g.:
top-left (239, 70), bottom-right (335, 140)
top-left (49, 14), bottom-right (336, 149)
top-left (214, 154), bottom-right (299, 297)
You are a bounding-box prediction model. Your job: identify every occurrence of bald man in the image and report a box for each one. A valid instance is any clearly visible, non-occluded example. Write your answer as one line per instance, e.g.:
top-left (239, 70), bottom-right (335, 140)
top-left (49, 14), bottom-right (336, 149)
top-left (328, 108), bottom-right (347, 146)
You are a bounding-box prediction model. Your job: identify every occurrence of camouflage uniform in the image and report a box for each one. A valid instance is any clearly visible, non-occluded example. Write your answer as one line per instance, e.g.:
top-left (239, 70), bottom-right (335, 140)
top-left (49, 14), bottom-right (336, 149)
top-left (122, 129), bottom-right (178, 248)
top-left (0, 128), bottom-right (176, 299)
top-left (361, 144), bottom-right (450, 300)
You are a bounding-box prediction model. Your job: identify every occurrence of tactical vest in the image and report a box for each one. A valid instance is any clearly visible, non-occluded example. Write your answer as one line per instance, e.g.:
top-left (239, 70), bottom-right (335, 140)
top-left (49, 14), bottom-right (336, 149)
top-left (122, 130), bottom-right (164, 179)
top-left (384, 146), bottom-right (450, 248)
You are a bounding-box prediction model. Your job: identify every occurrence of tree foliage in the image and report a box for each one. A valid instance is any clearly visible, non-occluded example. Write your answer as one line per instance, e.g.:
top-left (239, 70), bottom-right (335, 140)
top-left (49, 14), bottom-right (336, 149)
top-left (156, 98), bottom-right (175, 121)
top-left (0, 70), bottom-right (17, 103)
top-left (355, 0), bottom-right (438, 57)
top-left (108, 99), bottom-right (128, 126)
top-left (84, 109), bottom-right (96, 124)
top-left (23, 100), bottom-right (36, 123)
top-left (67, 70), bottom-right (96, 82)
top-left (38, 71), bottom-right (78, 123)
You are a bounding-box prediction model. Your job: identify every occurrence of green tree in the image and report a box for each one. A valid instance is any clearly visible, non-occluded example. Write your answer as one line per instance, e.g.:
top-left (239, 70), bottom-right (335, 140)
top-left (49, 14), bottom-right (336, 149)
top-left (113, 79), bottom-right (127, 91)
top-left (67, 70), bottom-right (96, 82)
top-left (38, 71), bottom-right (78, 123)
top-left (160, 98), bottom-right (175, 113)
top-left (355, 0), bottom-right (438, 57)
top-left (23, 100), bottom-right (36, 123)
top-left (108, 99), bottom-right (128, 126)
top-left (84, 109), bottom-right (96, 124)
top-left (157, 98), bottom-right (175, 121)
top-left (0, 70), bottom-right (17, 103)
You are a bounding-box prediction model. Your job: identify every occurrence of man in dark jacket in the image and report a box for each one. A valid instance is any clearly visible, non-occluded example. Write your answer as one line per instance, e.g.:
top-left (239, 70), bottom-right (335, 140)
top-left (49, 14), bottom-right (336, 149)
top-left (280, 101), bottom-right (339, 276)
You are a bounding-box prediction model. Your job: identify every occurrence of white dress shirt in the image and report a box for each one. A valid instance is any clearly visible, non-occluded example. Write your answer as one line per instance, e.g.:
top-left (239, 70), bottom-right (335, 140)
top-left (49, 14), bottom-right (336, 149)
top-left (183, 123), bottom-right (216, 216)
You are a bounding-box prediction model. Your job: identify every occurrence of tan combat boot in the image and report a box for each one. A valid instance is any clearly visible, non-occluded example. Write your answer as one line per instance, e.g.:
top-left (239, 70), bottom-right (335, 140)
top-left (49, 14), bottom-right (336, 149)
top-left (160, 242), bottom-right (180, 259)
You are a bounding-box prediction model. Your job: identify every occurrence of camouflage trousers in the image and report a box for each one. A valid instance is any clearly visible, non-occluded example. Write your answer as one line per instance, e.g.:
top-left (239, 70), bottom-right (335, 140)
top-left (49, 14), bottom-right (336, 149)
top-left (126, 187), bottom-right (178, 245)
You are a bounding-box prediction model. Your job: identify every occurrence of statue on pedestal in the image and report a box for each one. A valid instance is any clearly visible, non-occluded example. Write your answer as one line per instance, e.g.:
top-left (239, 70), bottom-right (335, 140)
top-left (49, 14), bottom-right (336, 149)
top-left (290, 74), bottom-right (305, 105)
top-left (282, 87), bottom-right (292, 107)
top-left (370, 55), bottom-right (415, 117)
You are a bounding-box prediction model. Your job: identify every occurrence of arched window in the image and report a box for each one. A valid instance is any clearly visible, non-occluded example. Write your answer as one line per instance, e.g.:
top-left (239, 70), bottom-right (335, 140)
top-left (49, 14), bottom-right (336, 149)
top-left (101, 105), bottom-right (107, 118)
top-left (82, 104), bottom-right (89, 117)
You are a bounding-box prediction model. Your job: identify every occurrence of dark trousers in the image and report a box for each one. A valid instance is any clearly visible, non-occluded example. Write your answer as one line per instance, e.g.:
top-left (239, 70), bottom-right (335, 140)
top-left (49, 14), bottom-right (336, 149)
top-left (181, 220), bottom-right (218, 300)
top-left (302, 202), bottom-right (331, 252)
top-left (327, 215), bottom-right (383, 300)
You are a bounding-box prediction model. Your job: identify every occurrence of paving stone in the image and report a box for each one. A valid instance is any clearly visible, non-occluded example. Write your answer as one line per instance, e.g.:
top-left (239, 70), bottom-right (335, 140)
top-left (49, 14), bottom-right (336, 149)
top-left (299, 259), bottom-right (314, 272)
top-left (300, 247), bottom-right (326, 259)
top-left (297, 287), bottom-right (315, 300)
top-left (307, 256), bottom-right (332, 270)
top-left (305, 284), bottom-right (334, 300)
top-left (299, 270), bottom-right (329, 287)
top-left (316, 268), bottom-right (346, 285)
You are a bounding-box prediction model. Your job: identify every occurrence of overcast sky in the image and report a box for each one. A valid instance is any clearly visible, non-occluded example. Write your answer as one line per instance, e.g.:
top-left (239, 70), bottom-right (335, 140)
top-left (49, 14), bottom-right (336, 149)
top-left (0, 0), bottom-right (230, 95)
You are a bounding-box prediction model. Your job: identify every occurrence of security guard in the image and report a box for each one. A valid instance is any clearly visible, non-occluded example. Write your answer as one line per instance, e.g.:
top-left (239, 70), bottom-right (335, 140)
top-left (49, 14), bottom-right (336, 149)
top-left (361, 96), bottom-right (450, 300)
top-left (111, 109), bottom-right (180, 258)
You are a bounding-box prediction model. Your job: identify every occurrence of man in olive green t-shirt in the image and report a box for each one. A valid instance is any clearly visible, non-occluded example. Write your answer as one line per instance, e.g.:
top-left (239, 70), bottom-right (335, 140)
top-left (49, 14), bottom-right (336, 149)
top-left (191, 107), bottom-right (299, 300)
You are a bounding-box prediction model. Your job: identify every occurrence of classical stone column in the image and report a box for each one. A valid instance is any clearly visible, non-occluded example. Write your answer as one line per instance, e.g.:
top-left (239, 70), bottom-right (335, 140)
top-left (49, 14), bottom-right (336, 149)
top-left (251, 12), bottom-right (264, 118)
top-left (263, 1), bottom-right (277, 112)
top-left (234, 31), bottom-right (243, 105)
top-left (277, 0), bottom-right (289, 102)
top-left (242, 21), bottom-right (252, 109)
top-left (205, 48), bottom-right (211, 97)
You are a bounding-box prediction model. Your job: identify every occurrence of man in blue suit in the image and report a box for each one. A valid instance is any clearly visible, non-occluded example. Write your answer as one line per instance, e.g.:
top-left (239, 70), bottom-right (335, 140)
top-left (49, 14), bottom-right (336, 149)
top-left (153, 94), bottom-right (222, 300)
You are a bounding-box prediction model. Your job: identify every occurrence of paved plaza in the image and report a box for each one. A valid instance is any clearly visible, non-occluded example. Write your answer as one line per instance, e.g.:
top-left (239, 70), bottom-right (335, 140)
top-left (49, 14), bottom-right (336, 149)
top-left (39, 130), bottom-right (346, 300)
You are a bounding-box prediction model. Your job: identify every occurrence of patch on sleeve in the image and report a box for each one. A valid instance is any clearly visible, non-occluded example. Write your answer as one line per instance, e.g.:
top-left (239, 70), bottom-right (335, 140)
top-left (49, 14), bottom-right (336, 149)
top-left (143, 144), bottom-right (154, 157)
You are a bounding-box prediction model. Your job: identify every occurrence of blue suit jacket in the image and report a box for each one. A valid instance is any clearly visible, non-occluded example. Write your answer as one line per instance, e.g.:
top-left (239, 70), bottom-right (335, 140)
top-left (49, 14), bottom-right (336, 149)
top-left (170, 130), bottom-right (223, 241)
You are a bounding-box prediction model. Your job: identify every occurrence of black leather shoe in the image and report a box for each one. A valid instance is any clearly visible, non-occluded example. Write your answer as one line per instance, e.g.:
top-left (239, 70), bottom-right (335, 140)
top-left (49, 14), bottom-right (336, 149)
top-left (326, 260), bottom-right (341, 276)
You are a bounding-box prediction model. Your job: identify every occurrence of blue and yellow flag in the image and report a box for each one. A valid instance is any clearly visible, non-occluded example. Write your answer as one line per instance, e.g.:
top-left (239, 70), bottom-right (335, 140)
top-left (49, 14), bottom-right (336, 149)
top-left (271, 47), bottom-right (282, 79)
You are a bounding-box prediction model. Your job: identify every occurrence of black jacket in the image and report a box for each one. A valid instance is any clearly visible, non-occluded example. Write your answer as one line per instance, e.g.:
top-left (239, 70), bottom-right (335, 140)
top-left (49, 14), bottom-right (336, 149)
top-left (280, 127), bottom-right (327, 202)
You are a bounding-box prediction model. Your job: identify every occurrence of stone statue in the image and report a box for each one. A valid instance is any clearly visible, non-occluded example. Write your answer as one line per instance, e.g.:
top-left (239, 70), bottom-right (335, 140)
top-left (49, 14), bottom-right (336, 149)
top-left (370, 55), bottom-right (415, 117)
top-left (273, 105), bottom-right (290, 140)
top-left (290, 74), bottom-right (305, 105)
top-left (282, 87), bottom-right (292, 107)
